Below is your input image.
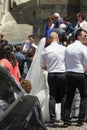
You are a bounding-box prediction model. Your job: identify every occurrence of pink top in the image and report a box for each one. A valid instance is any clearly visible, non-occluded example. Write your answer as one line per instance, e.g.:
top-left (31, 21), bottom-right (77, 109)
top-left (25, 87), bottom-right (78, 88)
top-left (0, 58), bottom-right (20, 82)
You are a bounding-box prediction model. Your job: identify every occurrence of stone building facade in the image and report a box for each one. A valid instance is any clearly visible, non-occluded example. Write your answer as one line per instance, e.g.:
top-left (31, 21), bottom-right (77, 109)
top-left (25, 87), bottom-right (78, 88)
top-left (0, 0), bottom-right (87, 37)
top-left (34, 0), bottom-right (87, 37)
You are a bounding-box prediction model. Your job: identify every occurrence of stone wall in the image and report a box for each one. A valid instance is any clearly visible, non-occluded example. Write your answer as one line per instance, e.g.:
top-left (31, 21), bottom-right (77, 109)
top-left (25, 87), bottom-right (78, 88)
top-left (34, 4), bottom-right (68, 37)
top-left (39, 0), bottom-right (68, 5)
top-left (34, 0), bottom-right (80, 37)
top-left (1, 0), bottom-right (87, 40)
top-left (0, 0), bottom-right (31, 24)
top-left (13, 0), bottom-right (30, 5)
top-left (80, 0), bottom-right (87, 20)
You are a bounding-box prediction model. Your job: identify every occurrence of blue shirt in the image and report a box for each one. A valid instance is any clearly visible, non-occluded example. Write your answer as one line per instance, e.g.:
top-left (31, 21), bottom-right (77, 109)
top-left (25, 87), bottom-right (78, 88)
top-left (44, 24), bottom-right (54, 38)
top-left (65, 21), bottom-right (74, 34)
top-left (54, 18), bottom-right (62, 28)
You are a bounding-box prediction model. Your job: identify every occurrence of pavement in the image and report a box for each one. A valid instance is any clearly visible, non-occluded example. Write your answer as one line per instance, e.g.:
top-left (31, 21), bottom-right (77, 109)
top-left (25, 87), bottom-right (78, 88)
top-left (46, 119), bottom-right (87, 130)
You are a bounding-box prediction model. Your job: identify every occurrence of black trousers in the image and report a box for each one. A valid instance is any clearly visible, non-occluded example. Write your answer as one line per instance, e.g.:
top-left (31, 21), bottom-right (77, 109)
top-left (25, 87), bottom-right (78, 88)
top-left (48, 72), bottom-right (67, 120)
top-left (64, 72), bottom-right (87, 121)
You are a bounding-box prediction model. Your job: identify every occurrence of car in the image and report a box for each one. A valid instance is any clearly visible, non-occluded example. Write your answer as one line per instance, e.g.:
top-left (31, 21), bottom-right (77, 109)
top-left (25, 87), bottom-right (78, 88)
top-left (0, 66), bottom-right (47, 130)
top-left (9, 41), bottom-right (23, 47)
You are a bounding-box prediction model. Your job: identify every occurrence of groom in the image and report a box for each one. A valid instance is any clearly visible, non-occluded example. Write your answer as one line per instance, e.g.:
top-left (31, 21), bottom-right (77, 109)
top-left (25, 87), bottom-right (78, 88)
top-left (40, 32), bottom-right (67, 122)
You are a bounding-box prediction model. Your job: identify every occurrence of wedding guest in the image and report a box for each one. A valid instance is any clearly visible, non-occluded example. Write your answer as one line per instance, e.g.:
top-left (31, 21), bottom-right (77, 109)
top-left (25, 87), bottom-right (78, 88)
top-left (63, 29), bottom-right (87, 127)
top-left (0, 42), bottom-right (21, 82)
top-left (20, 79), bottom-right (32, 94)
top-left (62, 17), bottom-right (74, 35)
top-left (40, 32), bottom-right (66, 122)
top-left (22, 34), bottom-right (37, 54)
top-left (14, 45), bottom-right (26, 76)
top-left (52, 13), bottom-right (67, 43)
top-left (44, 37), bottom-right (52, 48)
top-left (74, 12), bottom-right (87, 33)
top-left (44, 16), bottom-right (54, 38)
top-left (0, 33), bottom-right (8, 44)
top-left (0, 33), bottom-right (4, 43)
top-left (53, 12), bottom-right (62, 28)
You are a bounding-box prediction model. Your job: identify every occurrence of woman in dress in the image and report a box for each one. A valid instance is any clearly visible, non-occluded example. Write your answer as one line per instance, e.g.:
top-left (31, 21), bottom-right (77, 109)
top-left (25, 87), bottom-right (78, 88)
top-left (26, 38), bottom-right (50, 122)
top-left (0, 42), bottom-right (21, 82)
top-left (44, 16), bottom-right (54, 38)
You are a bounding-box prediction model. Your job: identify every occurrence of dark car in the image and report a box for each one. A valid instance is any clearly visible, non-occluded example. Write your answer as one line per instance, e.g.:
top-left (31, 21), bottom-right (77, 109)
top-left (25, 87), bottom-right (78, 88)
top-left (9, 41), bottom-right (23, 47)
top-left (0, 67), bottom-right (47, 130)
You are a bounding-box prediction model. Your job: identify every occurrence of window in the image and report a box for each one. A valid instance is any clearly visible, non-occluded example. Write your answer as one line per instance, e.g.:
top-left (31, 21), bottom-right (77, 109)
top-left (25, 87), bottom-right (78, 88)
top-left (0, 69), bottom-right (21, 118)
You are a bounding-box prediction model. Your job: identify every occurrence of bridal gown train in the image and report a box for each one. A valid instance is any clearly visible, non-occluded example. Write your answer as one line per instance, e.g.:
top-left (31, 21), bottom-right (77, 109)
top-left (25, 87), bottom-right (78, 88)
top-left (26, 38), bottom-right (50, 122)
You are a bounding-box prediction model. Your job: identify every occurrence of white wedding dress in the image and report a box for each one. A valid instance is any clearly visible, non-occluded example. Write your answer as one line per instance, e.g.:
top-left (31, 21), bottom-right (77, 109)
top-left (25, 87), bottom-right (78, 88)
top-left (26, 38), bottom-right (50, 122)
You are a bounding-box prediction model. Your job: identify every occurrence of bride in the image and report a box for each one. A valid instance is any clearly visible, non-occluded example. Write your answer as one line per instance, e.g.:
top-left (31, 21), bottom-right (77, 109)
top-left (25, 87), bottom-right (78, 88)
top-left (26, 38), bottom-right (50, 122)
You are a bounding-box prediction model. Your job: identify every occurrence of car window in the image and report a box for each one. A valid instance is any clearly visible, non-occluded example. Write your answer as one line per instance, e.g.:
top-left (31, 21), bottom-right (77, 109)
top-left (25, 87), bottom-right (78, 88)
top-left (0, 72), bottom-right (21, 118)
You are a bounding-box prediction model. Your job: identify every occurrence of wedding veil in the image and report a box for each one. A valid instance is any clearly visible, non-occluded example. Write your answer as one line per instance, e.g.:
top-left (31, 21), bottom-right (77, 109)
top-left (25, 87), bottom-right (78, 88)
top-left (26, 37), bottom-right (50, 122)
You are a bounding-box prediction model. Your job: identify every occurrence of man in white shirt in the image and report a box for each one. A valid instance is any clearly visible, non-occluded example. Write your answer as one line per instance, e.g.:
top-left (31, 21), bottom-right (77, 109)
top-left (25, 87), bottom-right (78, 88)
top-left (40, 32), bottom-right (66, 122)
top-left (63, 29), bottom-right (87, 127)
top-left (22, 35), bottom-right (37, 54)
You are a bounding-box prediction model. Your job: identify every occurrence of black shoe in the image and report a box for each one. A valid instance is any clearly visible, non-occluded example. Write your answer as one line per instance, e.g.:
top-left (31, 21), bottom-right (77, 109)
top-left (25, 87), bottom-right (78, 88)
top-left (76, 120), bottom-right (83, 127)
top-left (49, 118), bottom-right (56, 124)
top-left (61, 116), bottom-right (64, 121)
top-left (63, 120), bottom-right (71, 127)
top-left (48, 120), bottom-right (55, 124)
top-left (63, 121), bottom-right (68, 127)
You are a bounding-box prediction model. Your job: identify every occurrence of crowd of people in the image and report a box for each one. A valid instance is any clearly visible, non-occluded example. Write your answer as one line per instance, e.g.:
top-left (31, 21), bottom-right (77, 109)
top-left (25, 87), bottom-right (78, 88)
top-left (26, 11), bottom-right (87, 127)
top-left (0, 33), bottom-right (35, 93)
top-left (0, 11), bottom-right (87, 128)
top-left (44, 12), bottom-right (87, 45)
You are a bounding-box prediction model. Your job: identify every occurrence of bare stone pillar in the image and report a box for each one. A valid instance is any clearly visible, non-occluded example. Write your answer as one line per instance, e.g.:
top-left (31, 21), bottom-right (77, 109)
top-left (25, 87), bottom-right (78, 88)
top-left (36, 0), bottom-right (40, 6)
top-left (5, 0), bottom-right (10, 12)
top-left (0, 0), bottom-right (13, 24)
top-left (0, 0), bottom-right (6, 24)
top-left (1, 0), bottom-right (5, 12)
top-left (1, 0), bottom-right (11, 13)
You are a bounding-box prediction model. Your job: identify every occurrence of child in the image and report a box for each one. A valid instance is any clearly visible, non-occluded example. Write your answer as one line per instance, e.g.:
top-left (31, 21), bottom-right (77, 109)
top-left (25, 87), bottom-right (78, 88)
top-left (20, 79), bottom-right (32, 94)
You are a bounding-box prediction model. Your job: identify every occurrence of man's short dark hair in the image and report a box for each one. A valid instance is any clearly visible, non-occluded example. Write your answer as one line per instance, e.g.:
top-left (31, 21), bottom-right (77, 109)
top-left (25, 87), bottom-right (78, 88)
top-left (28, 34), bottom-right (34, 38)
top-left (74, 28), bottom-right (87, 40)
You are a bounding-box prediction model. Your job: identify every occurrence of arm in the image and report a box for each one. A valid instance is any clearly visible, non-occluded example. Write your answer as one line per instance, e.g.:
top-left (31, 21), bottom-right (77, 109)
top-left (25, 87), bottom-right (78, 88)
top-left (41, 66), bottom-right (47, 70)
top-left (40, 51), bottom-right (48, 70)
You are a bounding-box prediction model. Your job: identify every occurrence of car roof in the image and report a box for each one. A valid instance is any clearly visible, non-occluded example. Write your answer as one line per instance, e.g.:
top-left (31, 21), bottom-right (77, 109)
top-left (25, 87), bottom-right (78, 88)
top-left (9, 41), bottom-right (23, 47)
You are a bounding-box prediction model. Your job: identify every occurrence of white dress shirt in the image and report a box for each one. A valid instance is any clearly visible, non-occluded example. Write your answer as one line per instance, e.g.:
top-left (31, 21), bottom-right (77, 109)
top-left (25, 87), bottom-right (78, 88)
top-left (22, 43), bottom-right (30, 53)
top-left (40, 42), bottom-right (66, 73)
top-left (65, 40), bottom-right (87, 73)
top-left (75, 20), bottom-right (87, 32)
top-left (22, 42), bottom-right (37, 53)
